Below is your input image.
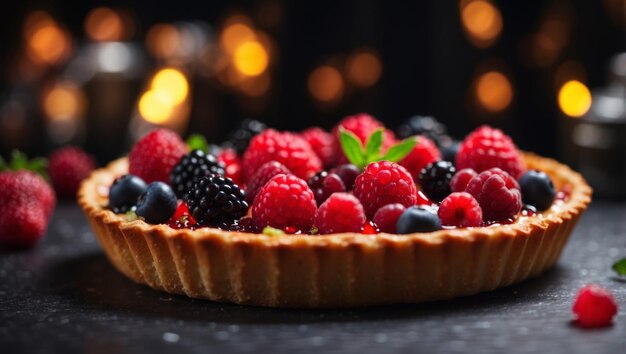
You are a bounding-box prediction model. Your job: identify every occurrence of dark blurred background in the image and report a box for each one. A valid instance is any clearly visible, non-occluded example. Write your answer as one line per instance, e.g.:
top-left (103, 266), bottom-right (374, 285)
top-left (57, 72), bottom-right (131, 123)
top-left (0, 0), bottom-right (624, 165)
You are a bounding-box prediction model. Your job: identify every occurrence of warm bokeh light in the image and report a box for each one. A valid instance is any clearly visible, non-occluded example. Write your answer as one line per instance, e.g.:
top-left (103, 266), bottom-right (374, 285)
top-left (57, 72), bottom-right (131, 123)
top-left (43, 83), bottom-right (86, 121)
top-left (221, 23), bottom-right (256, 55)
top-left (558, 80), bottom-right (592, 118)
top-left (233, 41), bottom-right (269, 76)
top-left (138, 90), bottom-right (175, 124)
top-left (239, 73), bottom-right (271, 97)
top-left (85, 7), bottom-right (123, 42)
top-left (346, 49), bottom-right (382, 88)
top-left (146, 23), bottom-right (181, 59)
top-left (475, 71), bottom-right (513, 112)
top-left (554, 61), bottom-right (586, 88)
top-left (24, 12), bottom-right (71, 65)
top-left (461, 0), bottom-right (503, 47)
top-left (151, 68), bottom-right (189, 104)
top-left (308, 66), bottom-right (344, 103)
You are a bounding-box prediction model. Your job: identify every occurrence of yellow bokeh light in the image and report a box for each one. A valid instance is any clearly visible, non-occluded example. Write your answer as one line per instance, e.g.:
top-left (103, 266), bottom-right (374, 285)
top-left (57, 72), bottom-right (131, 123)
top-left (85, 7), bottom-right (123, 42)
top-left (138, 90), bottom-right (175, 124)
top-left (233, 41), bottom-right (269, 77)
top-left (347, 49), bottom-right (382, 88)
top-left (151, 68), bottom-right (189, 104)
top-left (308, 66), bottom-right (344, 103)
top-left (221, 23), bottom-right (256, 55)
top-left (558, 80), bottom-right (591, 118)
top-left (43, 83), bottom-right (86, 121)
top-left (476, 71), bottom-right (513, 112)
top-left (461, 0), bottom-right (502, 47)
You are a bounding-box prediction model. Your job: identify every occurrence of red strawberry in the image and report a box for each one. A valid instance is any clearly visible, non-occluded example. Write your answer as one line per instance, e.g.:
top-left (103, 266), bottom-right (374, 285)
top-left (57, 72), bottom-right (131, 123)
top-left (242, 129), bottom-right (322, 182)
top-left (398, 135), bottom-right (441, 180)
top-left (332, 113), bottom-right (397, 165)
top-left (301, 127), bottom-right (335, 168)
top-left (129, 129), bottom-right (188, 184)
top-left (0, 171), bottom-right (56, 247)
top-left (48, 146), bottom-right (96, 199)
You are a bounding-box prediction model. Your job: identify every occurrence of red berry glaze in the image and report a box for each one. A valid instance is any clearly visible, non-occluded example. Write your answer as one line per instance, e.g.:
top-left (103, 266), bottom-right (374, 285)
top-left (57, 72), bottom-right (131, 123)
top-left (315, 193), bottom-right (366, 234)
top-left (373, 203), bottom-right (406, 233)
top-left (573, 284), bottom-right (618, 328)
top-left (252, 174), bottom-right (317, 231)
top-left (48, 146), bottom-right (96, 199)
top-left (301, 127), bottom-right (335, 168)
top-left (246, 161), bottom-right (292, 204)
top-left (129, 129), bottom-right (187, 184)
top-left (242, 129), bottom-right (322, 182)
top-left (217, 148), bottom-right (243, 186)
top-left (464, 168), bottom-right (522, 222)
top-left (451, 168), bottom-right (478, 193)
top-left (353, 161), bottom-right (418, 219)
top-left (398, 135), bottom-right (441, 180)
top-left (332, 113), bottom-right (397, 165)
top-left (361, 220), bottom-right (379, 234)
top-left (438, 192), bottom-right (483, 227)
top-left (167, 202), bottom-right (197, 229)
top-left (456, 126), bottom-right (525, 179)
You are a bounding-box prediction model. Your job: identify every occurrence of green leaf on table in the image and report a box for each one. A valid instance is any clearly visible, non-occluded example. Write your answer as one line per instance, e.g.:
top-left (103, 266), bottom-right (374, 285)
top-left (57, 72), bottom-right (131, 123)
top-left (612, 258), bottom-right (626, 276)
top-left (380, 137), bottom-right (418, 162)
top-left (186, 134), bottom-right (209, 153)
top-left (339, 127), bottom-right (365, 168)
top-left (364, 128), bottom-right (384, 164)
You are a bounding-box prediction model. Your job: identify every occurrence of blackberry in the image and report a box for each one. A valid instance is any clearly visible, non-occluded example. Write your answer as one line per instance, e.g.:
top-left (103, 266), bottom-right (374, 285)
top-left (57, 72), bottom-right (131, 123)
top-left (396, 115), bottom-right (449, 146)
top-left (184, 175), bottom-right (248, 227)
top-left (170, 150), bottom-right (225, 198)
top-left (418, 160), bottom-right (456, 202)
top-left (227, 119), bottom-right (267, 155)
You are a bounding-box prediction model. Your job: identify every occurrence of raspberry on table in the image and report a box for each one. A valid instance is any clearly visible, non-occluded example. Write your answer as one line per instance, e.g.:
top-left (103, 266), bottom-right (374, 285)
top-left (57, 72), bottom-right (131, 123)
top-left (129, 129), bottom-right (188, 184)
top-left (399, 135), bottom-right (441, 181)
top-left (48, 146), bottom-right (96, 199)
top-left (451, 168), bottom-right (477, 193)
top-left (353, 161), bottom-right (418, 219)
top-left (438, 192), bottom-right (482, 227)
top-left (246, 161), bottom-right (291, 204)
top-left (252, 174), bottom-right (317, 231)
top-left (307, 170), bottom-right (346, 205)
top-left (464, 168), bottom-right (522, 222)
top-left (331, 113), bottom-right (397, 165)
top-left (301, 127), bottom-right (335, 168)
top-left (573, 284), bottom-right (618, 328)
top-left (242, 129), bottom-right (322, 183)
top-left (315, 193), bottom-right (366, 234)
top-left (185, 175), bottom-right (249, 227)
top-left (417, 160), bottom-right (455, 202)
top-left (456, 126), bottom-right (525, 179)
top-left (170, 150), bottom-right (225, 198)
top-left (373, 203), bottom-right (406, 233)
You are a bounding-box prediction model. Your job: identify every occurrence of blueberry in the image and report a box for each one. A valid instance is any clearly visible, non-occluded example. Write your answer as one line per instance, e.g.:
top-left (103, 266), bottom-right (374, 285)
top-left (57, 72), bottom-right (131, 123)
top-left (396, 206), bottom-right (441, 234)
top-left (440, 141), bottom-right (460, 164)
top-left (109, 174), bottom-right (148, 213)
top-left (136, 182), bottom-right (178, 224)
top-left (518, 170), bottom-right (556, 211)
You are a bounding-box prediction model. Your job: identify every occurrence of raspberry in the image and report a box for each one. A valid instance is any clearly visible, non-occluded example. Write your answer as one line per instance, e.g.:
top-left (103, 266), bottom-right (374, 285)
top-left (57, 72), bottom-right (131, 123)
top-left (170, 150), bottom-right (225, 198)
top-left (48, 146), bottom-right (96, 199)
top-left (301, 127), bottom-right (335, 168)
top-left (242, 129), bottom-right (322, 182)
top-left (332, 113), bottom-right (397, 165)
top-left (315, 193), bottom-right (366, 234)
top-left (217, 148), bottom-right (243, 186)
top-left (185, 175), bottom-right (249, 227)
top-left (456, 126), bottom-right (525, 178)
top-left (464, 168), bottom-right (522, 222)
top-left (417, 160), bottom-right (455, 202)
top-left (573, 284), bottom-right (618, 328)
top-left (307, 171), bottom-right (346, 205)
top-left (129, 129), bottom-right (187, 184)
top-left (252, 174), bottom-right (317, 231)
top-left (451, 168), bottom-right (477, 193)
top-left (438, 192), bottom-right (483, 227)
top-left (226, 119), bottom-right (267, 155)
top-left (399, 135), bottom-right (441, 181)
top-left (353, 161), bottom-right (418, 219)
top-left (372, 203), bottom-right (406, 233)
top-left (246, 161), bottom-right (291, 204)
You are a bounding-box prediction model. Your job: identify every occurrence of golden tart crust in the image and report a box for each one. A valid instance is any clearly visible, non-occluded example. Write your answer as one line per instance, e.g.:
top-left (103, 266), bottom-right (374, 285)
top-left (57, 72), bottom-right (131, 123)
top-left (78, 154), bottom-right (591, 308)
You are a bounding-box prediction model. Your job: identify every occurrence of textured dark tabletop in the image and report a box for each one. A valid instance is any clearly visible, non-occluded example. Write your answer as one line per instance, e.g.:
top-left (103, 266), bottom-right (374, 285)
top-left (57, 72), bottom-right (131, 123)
top-left (1, 201), bottom-right (625, 354)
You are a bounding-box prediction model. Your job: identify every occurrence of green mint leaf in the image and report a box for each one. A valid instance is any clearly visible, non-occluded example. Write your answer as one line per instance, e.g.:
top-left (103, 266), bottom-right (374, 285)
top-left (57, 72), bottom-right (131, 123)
top-left (26, 158), bottom-right (50, 181)
top-left (380, 137), bottom-right (418, 162)
top-left (339, 127), bottom-right (366, 168)
top-left (11, 150), bottom-right (27, 170)
top-left (612, 258), bottom-right (626, 276)
top-left (263, 226), bottom-right (285, 236)
top-left (364, 128), bottom-right (384, 164)
top-left (186, 134), bottom-right (209, 153)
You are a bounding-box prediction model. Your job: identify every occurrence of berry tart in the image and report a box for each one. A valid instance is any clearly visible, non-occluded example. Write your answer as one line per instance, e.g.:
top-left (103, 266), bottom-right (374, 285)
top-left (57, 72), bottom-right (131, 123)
top-left (78, 114), bottom-right (592, 308)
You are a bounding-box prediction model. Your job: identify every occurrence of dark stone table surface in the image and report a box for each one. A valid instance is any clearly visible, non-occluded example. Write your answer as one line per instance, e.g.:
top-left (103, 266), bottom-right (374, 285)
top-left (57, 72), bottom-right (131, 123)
top-left (1, 201), bottom-right (625, 354)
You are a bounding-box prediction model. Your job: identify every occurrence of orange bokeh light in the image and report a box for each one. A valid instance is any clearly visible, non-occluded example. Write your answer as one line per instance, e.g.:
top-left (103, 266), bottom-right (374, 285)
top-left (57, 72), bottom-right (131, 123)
top-left (308, 66), bottom-right (344, 103)
top-left (146, 23), bottom-right (181, 59)
top-left (346, 49), bottom-right (382, 88)
top-left (475, 71), bottom-right (513, 112)
top-left (85, 7), bottom-right (123, 42)
top-left (23, 11), bottom-right (71, 65)
top-left (461, 0), bottom-right (503, 48)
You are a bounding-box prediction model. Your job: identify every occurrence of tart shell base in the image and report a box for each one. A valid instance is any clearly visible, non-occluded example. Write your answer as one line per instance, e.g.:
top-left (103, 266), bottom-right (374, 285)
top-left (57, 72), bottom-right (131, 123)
top-left (78, 154), bottom-right (591, 308)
